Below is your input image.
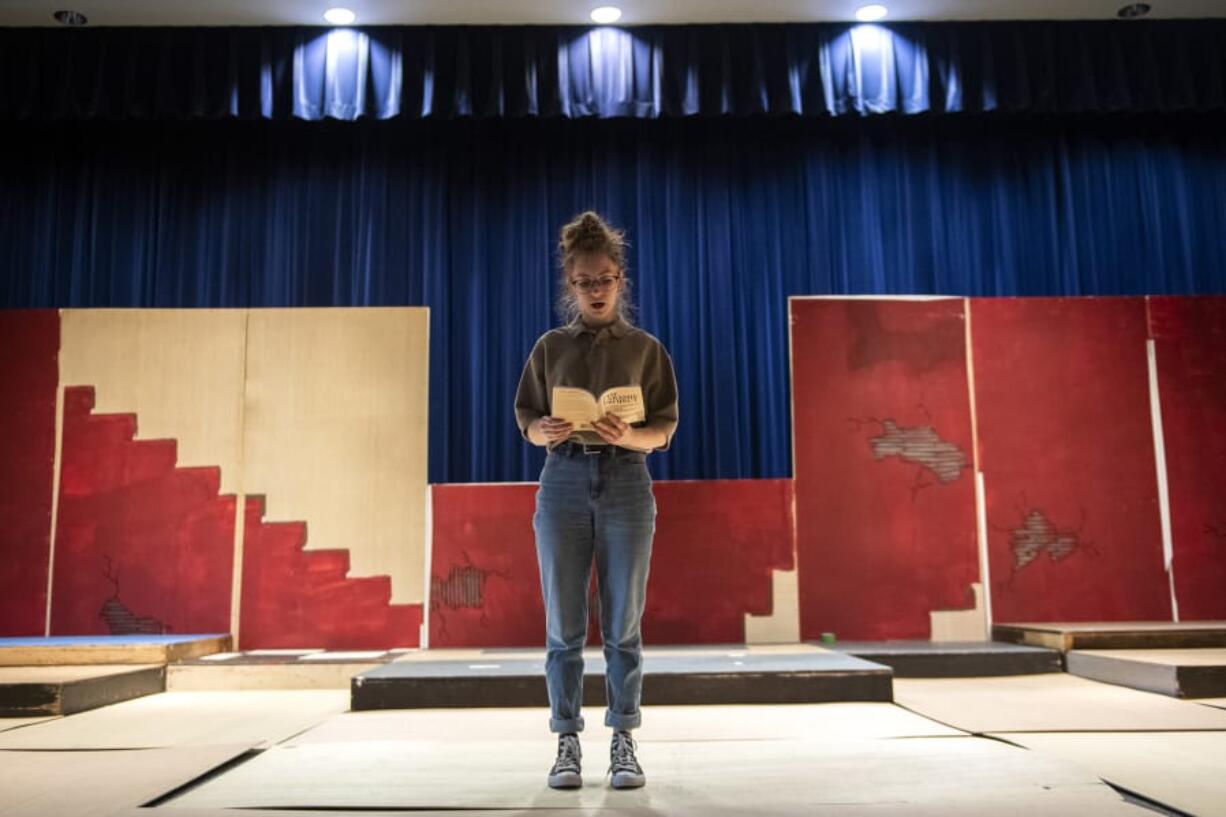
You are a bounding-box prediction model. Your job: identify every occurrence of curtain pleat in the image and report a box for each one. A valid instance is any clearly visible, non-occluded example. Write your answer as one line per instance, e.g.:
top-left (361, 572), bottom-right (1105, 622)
top-left (4, 115), bottom-right (1225, 483)
top-left (5, 21), bottom-right (1226, 121)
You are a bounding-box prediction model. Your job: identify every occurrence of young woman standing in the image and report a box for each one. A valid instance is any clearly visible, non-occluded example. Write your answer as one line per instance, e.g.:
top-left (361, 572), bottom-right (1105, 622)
top-left (514, 211), bottom-right (679, 789)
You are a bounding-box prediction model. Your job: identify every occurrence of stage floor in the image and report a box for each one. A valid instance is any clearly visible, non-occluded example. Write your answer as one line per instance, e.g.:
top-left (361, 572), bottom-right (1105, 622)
top-left (2, 677), bottom-right (1225, 815)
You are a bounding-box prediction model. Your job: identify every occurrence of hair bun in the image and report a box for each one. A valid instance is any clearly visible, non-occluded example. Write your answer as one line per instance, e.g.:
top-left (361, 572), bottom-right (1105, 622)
top-left (558, 210), bottom-right (627, 271)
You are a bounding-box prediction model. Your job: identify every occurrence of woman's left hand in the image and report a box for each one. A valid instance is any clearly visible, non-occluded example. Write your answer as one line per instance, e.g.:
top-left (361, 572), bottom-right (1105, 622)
top-left (591, 413), bottom-right (632, 445)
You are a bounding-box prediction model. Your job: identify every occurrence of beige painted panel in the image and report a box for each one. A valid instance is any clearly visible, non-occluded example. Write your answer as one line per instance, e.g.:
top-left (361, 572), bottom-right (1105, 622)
top-left (744, 568), bottom-right (801, 644)
top-left (243, 308), bottom-right (429, 605)
top-left (59, 309), bottom-right (247, 496)
top-left (930, 582), bottom-right (988, 641)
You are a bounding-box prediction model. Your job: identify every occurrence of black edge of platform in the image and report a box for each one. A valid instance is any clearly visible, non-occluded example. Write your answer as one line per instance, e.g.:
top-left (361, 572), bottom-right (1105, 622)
top-left (0, 666), bottom-right (165, 717)
top-left (352, 670), bottom-right (893, 710)
top-left (1177, 666), bottom-right (1226, 698)
top-left (1073, 633), bottom-right (1226, 650)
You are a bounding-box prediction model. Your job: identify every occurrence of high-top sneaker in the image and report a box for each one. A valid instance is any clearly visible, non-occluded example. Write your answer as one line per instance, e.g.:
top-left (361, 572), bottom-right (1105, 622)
top-left (548, 732), bottom-right (582, 789)
top-left (608, 730), bottom-right (646, 789)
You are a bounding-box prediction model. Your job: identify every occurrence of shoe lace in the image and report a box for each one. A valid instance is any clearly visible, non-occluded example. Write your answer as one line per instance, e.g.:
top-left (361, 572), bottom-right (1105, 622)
top-left (552, 734), bottom-right (581, 774)
top-left (610, 731), bottom-right (641, 774)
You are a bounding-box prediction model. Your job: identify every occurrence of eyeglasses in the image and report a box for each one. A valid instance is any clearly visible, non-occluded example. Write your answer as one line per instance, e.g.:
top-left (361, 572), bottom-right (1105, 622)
top-left (570, 275), bottom-right (621, 293)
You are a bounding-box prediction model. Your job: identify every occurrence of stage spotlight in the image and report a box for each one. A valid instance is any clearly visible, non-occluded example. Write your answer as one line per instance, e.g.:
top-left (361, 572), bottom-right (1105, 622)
top-left (855, 4), bottom-right (888, 22)
top-left (52, 9), bottom-right (88, 25)
top-left (324, 7), bottom-right (356, 25)
top-left (1117, 3), bottom-right (1151, 17)
top-left (591, 6), bottom-right (623, 24)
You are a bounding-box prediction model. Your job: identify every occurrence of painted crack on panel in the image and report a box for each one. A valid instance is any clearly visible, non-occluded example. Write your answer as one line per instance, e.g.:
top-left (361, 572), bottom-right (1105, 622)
top-left (429, 550), bottom-right (512, 641)
top-left (849, 407), bottom-right (969, 499)
top-left (99, 554), bottom-right (170, 634)
top-left (992, 506), bottom-right (1099, 577)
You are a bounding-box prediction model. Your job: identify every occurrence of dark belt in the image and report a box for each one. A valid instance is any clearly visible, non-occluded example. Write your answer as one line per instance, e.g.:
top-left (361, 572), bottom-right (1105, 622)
top-left (554, 440), bottom-right (640, 458)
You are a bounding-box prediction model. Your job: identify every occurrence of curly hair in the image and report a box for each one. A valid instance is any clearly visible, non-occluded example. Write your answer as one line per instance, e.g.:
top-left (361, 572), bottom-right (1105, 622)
top-left (555, 210), bottom-right (636, 325)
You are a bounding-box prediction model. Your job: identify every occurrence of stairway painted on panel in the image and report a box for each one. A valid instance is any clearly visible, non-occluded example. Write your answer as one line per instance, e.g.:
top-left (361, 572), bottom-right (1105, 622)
top-left (52, 385), bottom-right (421, 649)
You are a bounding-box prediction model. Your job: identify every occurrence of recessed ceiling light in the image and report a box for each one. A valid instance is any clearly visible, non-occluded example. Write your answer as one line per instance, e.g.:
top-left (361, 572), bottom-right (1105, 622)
top-left (1117, 3), bottom-right (1151, 17)
top-left (855, 4), bottom-right (888, 22)
top-left (52, 9), bottom-right (88, 25)
top-left (591, 6), bottom-right (623, 24)
top-left (323, 7), bottom-right (356, 25)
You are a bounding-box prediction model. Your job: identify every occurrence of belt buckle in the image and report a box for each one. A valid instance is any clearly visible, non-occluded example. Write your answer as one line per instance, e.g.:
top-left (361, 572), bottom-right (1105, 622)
top-left (580, 441), bottom-right (605, 456)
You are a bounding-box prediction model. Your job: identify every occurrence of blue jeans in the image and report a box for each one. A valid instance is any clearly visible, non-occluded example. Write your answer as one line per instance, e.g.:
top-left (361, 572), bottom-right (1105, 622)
top-left (533, 443), bottom-right (656, 733)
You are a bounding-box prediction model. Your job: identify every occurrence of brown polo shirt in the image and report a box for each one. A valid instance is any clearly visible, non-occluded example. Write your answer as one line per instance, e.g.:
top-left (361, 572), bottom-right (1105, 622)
top-left (514, 315), bottom-right (679, 453)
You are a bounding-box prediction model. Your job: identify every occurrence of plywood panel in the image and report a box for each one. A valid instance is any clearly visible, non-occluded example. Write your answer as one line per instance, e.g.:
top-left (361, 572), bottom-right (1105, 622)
top-left (59, 309), bottom-right (245, 496)
top-left (970, 297), bottom-right (1169, 623)
top-left (790, 298), bottom-right (979, 641)
top-left (0, 310), bottom-right (59, 636)
top-left (1149, 296), bottom-right (1226, 620)
top-left (429, 480), bottom-right (793, 647)
top-left (50, 387), bottom-right (235, 636)
top-left (242, 308), bottom-right (429, 606)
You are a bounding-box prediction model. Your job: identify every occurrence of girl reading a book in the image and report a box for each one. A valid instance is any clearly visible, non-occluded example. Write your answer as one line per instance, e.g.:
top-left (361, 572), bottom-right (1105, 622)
top-left (514, 210), bottom-right (679, 791)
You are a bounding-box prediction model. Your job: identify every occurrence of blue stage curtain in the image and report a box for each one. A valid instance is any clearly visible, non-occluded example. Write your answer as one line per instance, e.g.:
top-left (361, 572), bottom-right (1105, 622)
top-left (3, 115), bottom-right (1226, 483)
top-left (3, 21), bottom-right (1226, 121)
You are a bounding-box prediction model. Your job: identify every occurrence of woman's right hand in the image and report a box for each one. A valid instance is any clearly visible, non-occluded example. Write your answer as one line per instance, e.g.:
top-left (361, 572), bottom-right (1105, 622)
top-left (536, 416), bottom-right (574, 443)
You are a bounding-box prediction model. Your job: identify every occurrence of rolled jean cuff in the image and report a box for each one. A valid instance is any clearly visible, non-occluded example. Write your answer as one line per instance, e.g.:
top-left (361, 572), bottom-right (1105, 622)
top-left (550, 715), bottom-right (585, 734)
top-left (604, 710), bottom-right (642, 731)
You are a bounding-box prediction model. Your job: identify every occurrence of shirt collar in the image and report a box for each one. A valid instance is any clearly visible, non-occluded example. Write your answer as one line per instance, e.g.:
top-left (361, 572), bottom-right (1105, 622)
top-left (563, 314), bottom-right (631, 339)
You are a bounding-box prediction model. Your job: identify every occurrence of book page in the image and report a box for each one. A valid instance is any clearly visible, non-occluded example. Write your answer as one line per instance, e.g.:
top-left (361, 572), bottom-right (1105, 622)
top-left (551, 386), bottom-right (601, 430)
top-left (599, 385), bottom-right (646, 423)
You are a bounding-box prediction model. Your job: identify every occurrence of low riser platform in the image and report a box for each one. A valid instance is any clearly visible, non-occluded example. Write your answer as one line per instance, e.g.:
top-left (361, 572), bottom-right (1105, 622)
top-left (0, 666), bottom-right (164, 717)
top-left (351, 647), bottom-right (893, 711)
top-left (0, 634), bottom-right (232, 666)
top-left (994, 622), bottom-right (1226, 652)
top-left (1067, 651), bottom-right (1226, 699)
top-left (834, 641), bottom-right (1061, 677)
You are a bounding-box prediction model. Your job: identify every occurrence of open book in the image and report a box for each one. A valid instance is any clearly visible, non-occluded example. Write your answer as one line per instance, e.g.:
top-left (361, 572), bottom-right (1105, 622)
top-left (551, 385), bottom-right (646, 431)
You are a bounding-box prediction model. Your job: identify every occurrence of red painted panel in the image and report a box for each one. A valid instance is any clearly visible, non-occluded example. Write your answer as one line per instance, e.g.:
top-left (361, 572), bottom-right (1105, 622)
top-left (429, 479), bottom-right (795, 648)
top-left (971, 297), bottom-right (1169, 622)
top-left (1149, 296), bottom-right (1226, 620)
top-left (429, 484), bottom-right (542, 648)
top-left (0, 310), bottom-right (59, 636)
top-left (791, 299), bottom-right (979, 641)
top-left (51, 387), bottom-right (235, 635)
top-left (646, 480), bottom-right (793, 643)
top-left (240, 495), bottom-right (423, 649)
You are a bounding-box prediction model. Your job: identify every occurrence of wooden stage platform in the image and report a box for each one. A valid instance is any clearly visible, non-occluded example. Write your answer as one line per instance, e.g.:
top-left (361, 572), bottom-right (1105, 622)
top-left (993, 620), bottom-right (1226, 651)
top-left (348, 641), bottom-right (1064, 710)
top-left (0, 635), bottom-right (228, 716)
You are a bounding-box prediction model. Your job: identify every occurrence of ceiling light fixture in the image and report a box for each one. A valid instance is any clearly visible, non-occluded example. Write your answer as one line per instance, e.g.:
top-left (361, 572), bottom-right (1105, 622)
top-left (591, 6), bottom-right (623, 24)
top-left (1117, 3), bottom-right (1151, 17)
top-left (52, 9), bottom-right (88, 25)
top-left (855, 4), bottom-right (888, 22)
top-left (323, 7), bottom-right (356, 25)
